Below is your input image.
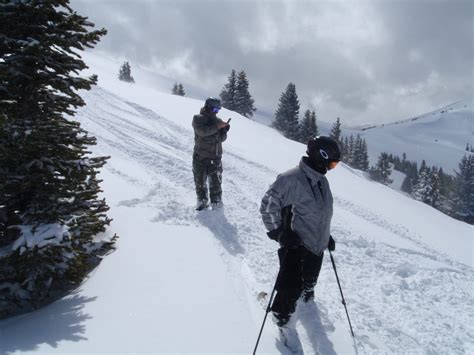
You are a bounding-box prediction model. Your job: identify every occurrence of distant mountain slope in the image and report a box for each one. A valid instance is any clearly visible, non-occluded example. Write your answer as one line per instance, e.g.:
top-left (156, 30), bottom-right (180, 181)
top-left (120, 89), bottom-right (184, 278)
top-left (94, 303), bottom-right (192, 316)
top-left (344, 100), bottom-right (473, 172)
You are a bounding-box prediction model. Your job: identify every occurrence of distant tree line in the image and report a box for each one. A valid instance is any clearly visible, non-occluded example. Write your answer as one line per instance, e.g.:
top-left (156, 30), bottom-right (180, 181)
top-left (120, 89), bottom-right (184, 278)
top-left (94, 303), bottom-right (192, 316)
top-left (369, 151), bottom-right (473, 224)
top-left (304, 104), bottom-right (474, 224)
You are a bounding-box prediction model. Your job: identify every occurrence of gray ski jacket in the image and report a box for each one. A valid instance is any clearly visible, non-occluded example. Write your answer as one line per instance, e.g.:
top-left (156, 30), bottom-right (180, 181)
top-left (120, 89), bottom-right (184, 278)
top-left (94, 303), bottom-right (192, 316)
top-left (260, 157), bottom-right (334, 256)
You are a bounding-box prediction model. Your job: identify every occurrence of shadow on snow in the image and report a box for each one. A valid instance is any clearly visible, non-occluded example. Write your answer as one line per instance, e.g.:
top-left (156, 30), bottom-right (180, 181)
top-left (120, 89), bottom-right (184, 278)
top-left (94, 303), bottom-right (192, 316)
top-left (0, 293), bottom-right (95, 354)
top-left (196, 208), bottom-right (245, 256)
top-left (297, 300), bottom-right (337, 355)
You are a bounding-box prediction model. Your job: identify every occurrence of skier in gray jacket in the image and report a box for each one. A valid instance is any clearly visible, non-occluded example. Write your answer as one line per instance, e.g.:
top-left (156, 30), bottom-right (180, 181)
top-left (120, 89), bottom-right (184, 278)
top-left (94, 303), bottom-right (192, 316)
top-left (260, 136), bottom-right (340, 328)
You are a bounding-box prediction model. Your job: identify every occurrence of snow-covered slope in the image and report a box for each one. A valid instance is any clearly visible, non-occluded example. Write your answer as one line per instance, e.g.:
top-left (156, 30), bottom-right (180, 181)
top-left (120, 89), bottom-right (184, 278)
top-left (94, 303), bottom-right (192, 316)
top-left (0, 52), bottom-right (473, 354)
top-left (344, 101), bottom-right (474, 173)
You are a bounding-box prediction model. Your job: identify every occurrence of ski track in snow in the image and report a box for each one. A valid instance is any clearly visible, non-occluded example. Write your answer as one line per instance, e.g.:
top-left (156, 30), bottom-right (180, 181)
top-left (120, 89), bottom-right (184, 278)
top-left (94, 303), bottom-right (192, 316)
top-left (76, 87), bottom-right (474, 354)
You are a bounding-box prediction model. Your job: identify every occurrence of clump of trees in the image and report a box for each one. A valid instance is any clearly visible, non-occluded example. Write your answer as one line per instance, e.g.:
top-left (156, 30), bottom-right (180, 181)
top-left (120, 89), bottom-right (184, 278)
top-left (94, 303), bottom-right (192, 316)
top-left (171, 83), bottom-right (186, 96)
top-left (220, 69), bottom-right (256, 118)
top-left (272, 83), bottom-right (319, 143)
top-left (118, 61), bottom-right (135, 83)
top-left (369, 151), bottom-right (473, 224)
top-left (0, 0), bottom-right (116, 319)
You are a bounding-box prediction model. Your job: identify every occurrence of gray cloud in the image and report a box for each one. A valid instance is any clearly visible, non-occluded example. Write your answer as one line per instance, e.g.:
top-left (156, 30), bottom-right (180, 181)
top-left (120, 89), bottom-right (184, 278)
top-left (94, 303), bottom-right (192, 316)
top-left (71, 0), bottom-right (473, 125)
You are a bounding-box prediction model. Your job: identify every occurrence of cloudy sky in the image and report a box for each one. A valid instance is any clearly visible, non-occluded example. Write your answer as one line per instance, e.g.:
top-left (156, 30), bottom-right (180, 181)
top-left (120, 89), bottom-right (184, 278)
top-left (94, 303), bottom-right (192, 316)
top-left (71, 0), bottom-right (473, 126)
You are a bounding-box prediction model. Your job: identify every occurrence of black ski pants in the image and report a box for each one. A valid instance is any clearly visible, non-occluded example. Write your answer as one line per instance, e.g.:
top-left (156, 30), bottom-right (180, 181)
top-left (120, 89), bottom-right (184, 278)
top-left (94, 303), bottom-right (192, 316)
top-left (192, 154), bottom-right (223, 203)
top-left (271, 245), bottom-right (324, 323)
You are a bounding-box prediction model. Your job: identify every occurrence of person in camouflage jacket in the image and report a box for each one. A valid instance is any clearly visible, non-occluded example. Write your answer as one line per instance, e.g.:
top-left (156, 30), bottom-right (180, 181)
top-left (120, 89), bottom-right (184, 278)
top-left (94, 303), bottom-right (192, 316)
top-left (192, 97), bottom-right (230, 210)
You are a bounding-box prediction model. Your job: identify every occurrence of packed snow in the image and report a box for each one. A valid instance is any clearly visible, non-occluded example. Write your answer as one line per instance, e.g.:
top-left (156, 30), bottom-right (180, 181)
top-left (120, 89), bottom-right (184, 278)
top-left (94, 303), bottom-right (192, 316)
top-left (0, 52), bottom-right (472, 354)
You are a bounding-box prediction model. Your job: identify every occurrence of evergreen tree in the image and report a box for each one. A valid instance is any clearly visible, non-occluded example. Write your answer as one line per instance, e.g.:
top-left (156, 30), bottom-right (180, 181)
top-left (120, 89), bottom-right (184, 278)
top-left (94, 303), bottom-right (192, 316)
top-left (299, 109), bottom-right (318, 143)
top-left (401, 160), bottom-right (419, 194)
top-left (401, 175), bottom-right (414, 194)
top-left (330, 117), bottom-right (342, 146)
top-left (377, 152), bottom-right (393, 185)
top-left (430, 166), bottom-right (441, 209)
top-left (172, 83), bottom-right (186, 96)
top-left (341, 136), bottom-right (349, 162)
top-left (220, 69), bottom-right (237, 111)
top-left (118, 61), bottom-right (135, 83)
top-left (171, 83), bottom-right (179, 95)
top-left (347, 134), bottom-right (355, 166)
top-left (234, 70), bottom-right (256, 118)
top-left (353, 135), bottom-right (363, 169)
top-left (369, 152), bottom-right (393, 185)
top-left (439, 168), bottom-right (457, 217)
top-left (273, 83), bottom-right (300, 140)
top-left (360, 139), bottom-right (369, 171)
top-left (177, 84), bottom-right (185, 96)
top-left (0, 0), bottom-right (115, 318)
top-left (413, 160), bottom-right (432, 204)
top-left (311, 111), bottom-right (319, 136)
top-left (454, 154), bottom-right (474, 223)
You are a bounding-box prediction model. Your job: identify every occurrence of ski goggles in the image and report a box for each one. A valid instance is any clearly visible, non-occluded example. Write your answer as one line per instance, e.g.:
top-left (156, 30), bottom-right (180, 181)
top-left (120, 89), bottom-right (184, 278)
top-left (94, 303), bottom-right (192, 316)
top-left (328, 160), bottom-right (340, 170)
top-left (211, 107), bottom-right (221, 113)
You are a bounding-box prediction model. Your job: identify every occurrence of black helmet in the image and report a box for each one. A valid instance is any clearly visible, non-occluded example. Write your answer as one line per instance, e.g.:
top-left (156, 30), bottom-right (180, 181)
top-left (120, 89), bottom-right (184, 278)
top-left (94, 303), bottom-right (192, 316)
top-left (306, 136), bottom-right (341, 164)
top-left (205, 97), bottom-right (222, 110)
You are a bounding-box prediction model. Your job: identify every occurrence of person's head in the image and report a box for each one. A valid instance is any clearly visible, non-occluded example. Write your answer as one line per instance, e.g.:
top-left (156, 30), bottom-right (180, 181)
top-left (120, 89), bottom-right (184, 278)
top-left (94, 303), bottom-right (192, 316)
top-left (204, 97), bottom-right (222, 115)
top-left (306, 136), bottom-right (341, 173)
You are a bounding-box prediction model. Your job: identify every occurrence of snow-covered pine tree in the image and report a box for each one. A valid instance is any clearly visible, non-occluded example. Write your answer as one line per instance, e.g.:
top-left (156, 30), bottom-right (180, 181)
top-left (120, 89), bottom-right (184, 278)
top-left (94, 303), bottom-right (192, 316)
top-left (430, 166), bottom-right (441, 209)
top-left (413, 160), bottom-right (432, 204)
top-left (0, 0), bottom-right (115, 318)
top-left (273, 83), bottom-right (300, 140)
top-left (330, 117), bottom-right (342, 146)
top-left (454, 154), bottom-right (474, 224)
top-left (220, 69), bottom-right (237, 111)
top-left (118, 61), bottom-right (135, 83)
top-left (177, 84), bottom-right (185, 96)
top-left (234, 70), bottom-right (256, 118)
top-left (299, 109), bottom-right (318, 143)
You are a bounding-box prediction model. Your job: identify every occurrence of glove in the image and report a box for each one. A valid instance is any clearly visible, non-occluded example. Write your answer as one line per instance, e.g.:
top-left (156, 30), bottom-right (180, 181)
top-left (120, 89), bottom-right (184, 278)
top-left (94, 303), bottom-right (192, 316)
top-left (328, 235), bottom-right (336, 251)
top-left (278, 229), bottom-right (301, 249)
top-left (266, 226), bottom-right (282, 241)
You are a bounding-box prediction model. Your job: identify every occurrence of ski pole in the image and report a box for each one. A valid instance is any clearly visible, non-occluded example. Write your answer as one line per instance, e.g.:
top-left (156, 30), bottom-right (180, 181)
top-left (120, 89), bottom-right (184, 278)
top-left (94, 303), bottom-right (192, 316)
top-left (253, 249), bottom-right (288, 355)
top-left (253, 280), bottom-right (277, 355)
top-left (329, 250), bottom-right (355, 337)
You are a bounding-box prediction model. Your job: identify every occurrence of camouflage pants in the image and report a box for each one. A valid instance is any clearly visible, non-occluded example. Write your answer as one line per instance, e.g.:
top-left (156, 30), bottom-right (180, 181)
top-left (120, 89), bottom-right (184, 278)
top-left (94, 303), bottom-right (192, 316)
top-left (192, 155), bottom-right (223, 203)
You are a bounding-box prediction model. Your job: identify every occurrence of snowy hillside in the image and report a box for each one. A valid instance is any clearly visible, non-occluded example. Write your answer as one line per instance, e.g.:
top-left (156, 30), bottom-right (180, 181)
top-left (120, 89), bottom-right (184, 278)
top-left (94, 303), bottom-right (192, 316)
top-left (344, 100), bottom-right (474, 173)
top-left (0, 52), bottom-right (473, 355)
